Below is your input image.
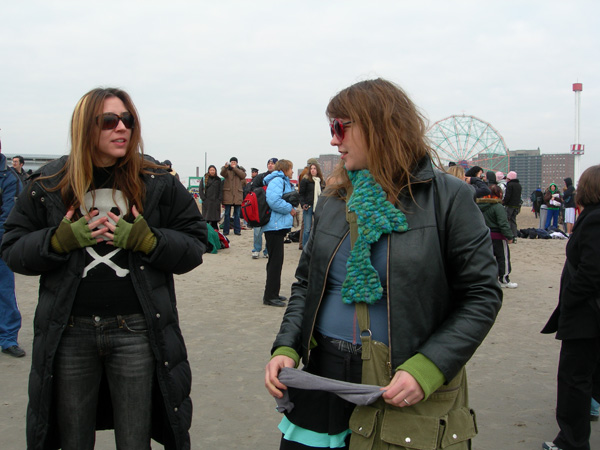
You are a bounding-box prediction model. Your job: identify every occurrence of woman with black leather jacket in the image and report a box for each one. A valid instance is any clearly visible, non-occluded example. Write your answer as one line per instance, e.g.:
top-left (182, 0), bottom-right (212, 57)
top-left (264, 79), bottom-right (502, 450)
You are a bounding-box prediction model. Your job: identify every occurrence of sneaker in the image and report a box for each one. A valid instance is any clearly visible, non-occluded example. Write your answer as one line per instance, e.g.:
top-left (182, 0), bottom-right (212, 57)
top-left (263, 253), bottom-right (268, 258)
top-left (542, 442), bottom-right (562, 450)
top-left (500, 281), bottom-right (518, 289)
top-left (252, 251), bottom-right (260, 259)
top-left (591, 414), bottom-right (599, 422)
top-left (2, 345), bottom-right (26, 358)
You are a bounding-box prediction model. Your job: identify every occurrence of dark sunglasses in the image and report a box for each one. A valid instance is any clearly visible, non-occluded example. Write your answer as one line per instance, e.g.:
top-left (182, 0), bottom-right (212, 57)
top-left (329, 118), bottom-right (352, 141)
top-left (97, 112), bottom-right (134, 131)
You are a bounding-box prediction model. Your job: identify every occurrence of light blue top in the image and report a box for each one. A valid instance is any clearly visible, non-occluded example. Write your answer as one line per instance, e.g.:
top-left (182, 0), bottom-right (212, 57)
top-left (262, 170), bottom-right (295, 232)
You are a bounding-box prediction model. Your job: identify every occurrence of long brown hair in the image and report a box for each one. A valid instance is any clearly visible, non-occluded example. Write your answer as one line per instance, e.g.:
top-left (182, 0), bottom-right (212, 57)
top-left (41, 88), bottom-right (162, 214)
top-left (303, 163), bottom-right (324, 183)
top-left (325, 78), bottom-right (433, 205)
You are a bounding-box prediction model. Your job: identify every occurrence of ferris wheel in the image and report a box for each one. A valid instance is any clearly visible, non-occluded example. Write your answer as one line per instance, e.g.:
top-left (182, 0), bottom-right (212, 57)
top-left (427, 114), bottom-right (509, 172)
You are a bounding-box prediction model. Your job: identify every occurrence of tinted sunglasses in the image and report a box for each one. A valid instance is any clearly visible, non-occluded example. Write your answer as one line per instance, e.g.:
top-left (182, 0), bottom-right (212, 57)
top-left (329, 118), bottom-right (352, 141)
top-left (97, 112), bottom-right (134, 131)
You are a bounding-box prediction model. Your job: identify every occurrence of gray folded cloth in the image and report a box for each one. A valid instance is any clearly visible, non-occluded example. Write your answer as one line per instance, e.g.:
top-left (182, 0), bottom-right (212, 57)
top-left (275, 367), bottom-right (384, 413)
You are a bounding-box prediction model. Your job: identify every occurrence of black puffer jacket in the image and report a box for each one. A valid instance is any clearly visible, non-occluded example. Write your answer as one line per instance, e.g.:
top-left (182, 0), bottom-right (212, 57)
top-left (272, 158), bottom-right (502, 382)
top-left (0, 156), bottom-right (207, 450)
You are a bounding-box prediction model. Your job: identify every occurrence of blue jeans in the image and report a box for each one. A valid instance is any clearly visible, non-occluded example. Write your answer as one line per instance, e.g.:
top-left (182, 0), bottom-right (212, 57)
top-left (223, 204), bottom-right (241, 235)
top-left (302, 206), bottom-right (314, 247)
top-left (0, 258), bottom-right (21, 349)
top-left (545, 208), bottom-right (559, 229)
top-left (54, 314), bottom-right (154, 450)
top-left (253, 226), bottom-right (267, 255)
top-left (592, 398), bottom-right (600, 416)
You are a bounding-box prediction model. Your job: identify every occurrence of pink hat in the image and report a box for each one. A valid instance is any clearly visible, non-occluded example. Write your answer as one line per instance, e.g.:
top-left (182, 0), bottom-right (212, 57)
top-left (495, 171), bottom-right (504, 181)
top-left (507, 171), bottom-right (517, 180)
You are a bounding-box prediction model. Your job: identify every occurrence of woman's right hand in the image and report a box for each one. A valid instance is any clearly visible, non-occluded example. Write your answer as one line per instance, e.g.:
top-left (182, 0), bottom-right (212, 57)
top-left (265, 355), bottom-right (295, 398)
top-left (50, 208), bottom-right (109, 254)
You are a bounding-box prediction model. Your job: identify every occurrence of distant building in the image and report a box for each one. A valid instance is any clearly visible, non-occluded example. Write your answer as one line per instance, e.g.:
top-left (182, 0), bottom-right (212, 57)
top-left (541, 153), bottom-right (575, 191)
top-left (509, 149), bottom-right (542, 202)
top-left (316, 154), bottom-right (341, 181)
top-left (508, 149), bottom-right (574, 204)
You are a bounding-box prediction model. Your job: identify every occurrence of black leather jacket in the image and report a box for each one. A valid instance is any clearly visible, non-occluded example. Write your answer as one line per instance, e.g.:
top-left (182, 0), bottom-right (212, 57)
top-left (272, 158), bottom-right (502, 382)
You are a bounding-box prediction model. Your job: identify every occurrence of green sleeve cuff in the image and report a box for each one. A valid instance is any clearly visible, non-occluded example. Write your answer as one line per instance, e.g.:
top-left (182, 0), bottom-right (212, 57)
top-left (397, 353), bottom-right (446, 401)
top-left (271, 346), bottom-right (301, 368)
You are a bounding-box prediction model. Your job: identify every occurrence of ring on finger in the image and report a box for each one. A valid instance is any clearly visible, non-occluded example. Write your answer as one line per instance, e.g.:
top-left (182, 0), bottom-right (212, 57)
top-left (403, 398), bottom-right (410, 406)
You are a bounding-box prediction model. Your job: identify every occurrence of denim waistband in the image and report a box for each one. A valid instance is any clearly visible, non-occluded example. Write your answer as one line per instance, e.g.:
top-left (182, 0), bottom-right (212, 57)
top-left (68, 313), bottom-right (145, 328)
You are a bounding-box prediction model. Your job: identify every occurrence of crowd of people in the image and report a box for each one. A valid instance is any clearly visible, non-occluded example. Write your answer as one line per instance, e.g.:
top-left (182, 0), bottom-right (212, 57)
top-left (0, 80), bottom-right (598, 450)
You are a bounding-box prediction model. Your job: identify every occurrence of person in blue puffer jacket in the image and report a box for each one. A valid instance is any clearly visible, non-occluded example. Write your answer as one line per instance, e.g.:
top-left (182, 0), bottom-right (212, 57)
top-left (262, 159), bottom-right (297, 307)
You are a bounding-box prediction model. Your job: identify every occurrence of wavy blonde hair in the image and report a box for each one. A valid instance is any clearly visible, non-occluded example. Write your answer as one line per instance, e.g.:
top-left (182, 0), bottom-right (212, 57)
top-left (42, 88), bottom-right (162, 215)
top-left (325, 78), bottom-right (433, 206)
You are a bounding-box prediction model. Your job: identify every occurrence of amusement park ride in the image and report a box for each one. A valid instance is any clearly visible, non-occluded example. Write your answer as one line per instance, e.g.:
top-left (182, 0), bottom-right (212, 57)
top-left (427, 114), bottom-right (509, 173)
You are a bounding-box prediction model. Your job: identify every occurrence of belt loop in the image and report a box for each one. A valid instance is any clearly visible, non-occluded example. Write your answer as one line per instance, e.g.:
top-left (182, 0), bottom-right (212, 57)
top-left (117, 315), bottom-right (124, 328)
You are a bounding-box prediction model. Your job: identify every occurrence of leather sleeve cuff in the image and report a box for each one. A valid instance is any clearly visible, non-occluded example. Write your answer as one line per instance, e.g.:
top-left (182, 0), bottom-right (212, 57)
top-left (397, 353), bottom-right (446, 400)
top-left (271, 346), bottom-right (300, 368)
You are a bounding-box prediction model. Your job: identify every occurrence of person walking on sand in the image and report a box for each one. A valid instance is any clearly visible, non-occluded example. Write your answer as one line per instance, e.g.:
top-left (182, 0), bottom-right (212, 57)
top-left (261, 159), bottom-right (296, 307)
top-left (503, 171), bottom-right (522, 240)
top-left (221, 157), bottom-right (246, 236)
top-left (199, 164), bottom-right (223, 230)
top-left (544, 183), bottom-right (562, 230)
top-left (249, 158), bottom-right (278, 259)
top-left (0, 141), bottom-right (25, 358)
top-left (563, 177), bottom-right (576, 236)
top-left (477, 185), bottom-right (517, 289)
top-left (298, 161), bottom-right (325, 248)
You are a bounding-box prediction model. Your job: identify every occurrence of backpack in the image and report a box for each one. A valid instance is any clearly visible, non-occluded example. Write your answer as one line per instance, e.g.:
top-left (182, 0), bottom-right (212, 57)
top-left (241, 186), bottom-right (271, 227)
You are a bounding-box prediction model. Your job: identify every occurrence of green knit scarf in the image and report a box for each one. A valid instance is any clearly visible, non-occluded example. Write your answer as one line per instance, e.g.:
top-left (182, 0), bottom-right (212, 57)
top-left (342, 170), bottom-right (409, 304)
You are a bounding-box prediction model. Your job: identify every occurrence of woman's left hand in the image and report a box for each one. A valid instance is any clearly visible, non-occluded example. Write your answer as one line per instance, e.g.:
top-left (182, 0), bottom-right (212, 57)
top-left (104, 205), bottom-right (141, 242)
top-left (381, 370), bottom-right (424, 408)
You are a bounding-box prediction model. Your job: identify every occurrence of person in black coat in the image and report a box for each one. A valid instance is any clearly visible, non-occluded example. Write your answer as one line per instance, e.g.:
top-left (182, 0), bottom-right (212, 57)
top-left (542, 164), bottom-right (600, 450)
top-left (199, 164), bottom-right (223, 229)
top-left (502, 171), bottom-right (522, 240)
top-left (1, 88), bottom-right (207, 450)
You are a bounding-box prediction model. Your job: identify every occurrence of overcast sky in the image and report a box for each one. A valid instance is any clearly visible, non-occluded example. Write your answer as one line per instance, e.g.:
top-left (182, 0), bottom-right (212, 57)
top-left (1, 1), bottom-right (598, 183)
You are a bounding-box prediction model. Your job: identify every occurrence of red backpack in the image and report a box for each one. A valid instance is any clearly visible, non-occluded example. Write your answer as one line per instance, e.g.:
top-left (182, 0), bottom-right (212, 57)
top-left (241, 186), bottom-right (271, 227)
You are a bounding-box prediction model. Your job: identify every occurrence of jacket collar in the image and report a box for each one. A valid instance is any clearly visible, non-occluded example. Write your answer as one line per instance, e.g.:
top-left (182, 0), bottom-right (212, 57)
top-left (410, 156), bottom-right (435, 183)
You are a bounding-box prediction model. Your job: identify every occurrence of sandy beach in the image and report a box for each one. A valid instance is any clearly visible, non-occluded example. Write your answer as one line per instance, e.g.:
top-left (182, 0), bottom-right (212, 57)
top-left (1, 208), bottom-right (598, 449)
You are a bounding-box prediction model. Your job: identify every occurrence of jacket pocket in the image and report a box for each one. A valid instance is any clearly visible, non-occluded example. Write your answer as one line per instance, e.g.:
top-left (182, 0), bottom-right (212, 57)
top-left (349, 404), bottom-right (477, 450)
top-left (380, 407), bottom-right (440, 449)
top-left (439, 408), bottom-right (477, 449)
top-left (349, 405), bottom-right (380, 449)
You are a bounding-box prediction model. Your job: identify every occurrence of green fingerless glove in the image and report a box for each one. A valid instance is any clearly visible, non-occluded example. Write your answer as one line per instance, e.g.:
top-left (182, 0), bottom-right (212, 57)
top-left (50, 216), bottom-right (96, 254)
top-left (113, 215), bottom-right (157, 254)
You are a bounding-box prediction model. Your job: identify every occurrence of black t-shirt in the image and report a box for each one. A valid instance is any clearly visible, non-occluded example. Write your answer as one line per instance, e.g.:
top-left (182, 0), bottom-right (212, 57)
top-left (71, 167), bottom-right (142, 317)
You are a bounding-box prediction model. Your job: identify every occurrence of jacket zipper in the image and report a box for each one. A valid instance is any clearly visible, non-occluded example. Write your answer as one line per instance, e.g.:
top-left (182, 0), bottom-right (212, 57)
top-left (386, 234), bottom-right (393, 379)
